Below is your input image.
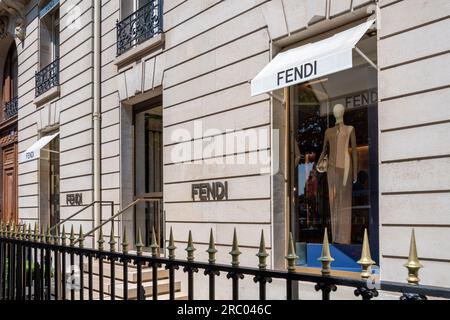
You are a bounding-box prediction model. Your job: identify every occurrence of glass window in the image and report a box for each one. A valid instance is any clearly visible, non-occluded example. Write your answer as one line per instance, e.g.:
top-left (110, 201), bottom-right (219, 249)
top-left (290, 33), bottom-right (378, 271)
top-left (121, 0), bottom-right (151, 19)
top-left (40, 3), bottom-right (59, 68)
top-left (39, 134), bottom-right (60, 228)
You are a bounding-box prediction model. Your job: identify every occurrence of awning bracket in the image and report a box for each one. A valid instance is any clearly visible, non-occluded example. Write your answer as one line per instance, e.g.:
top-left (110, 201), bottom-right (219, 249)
top-left (354, 46), bottom-right (378, 70)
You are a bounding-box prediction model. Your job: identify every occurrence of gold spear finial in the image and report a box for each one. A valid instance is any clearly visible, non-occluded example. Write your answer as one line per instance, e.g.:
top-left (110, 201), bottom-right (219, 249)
top-left (61, 225), bottom-right (67, 246)
top-left (404, 229), bottom-right (423, 285)
top-left (109, 223), bottom-right (116, 253)
top-left (0, 221), bottom-right (4, 237)
top-left (98, 227), bottom-right (105, 251)
top-left (122, 228), bottom-right (129, 254)
top-left (167, 227), bottom-right (177, 260)
top-left (46, 224), bottom-right (52, 244)
top-left (150, 227), bottom-right (159, 258)
top-left (318, 228), bottom-right (334, 276)
top-left (78, 225), bottom-right (85, 249)
top-left (206, 228), bottom-right (218, 264)
top-left (285, 232), bottom-right (298, 272)
top-left (185, 230), bottom-right (196, 262)
top-left (357, 228), bottom-right (375, 279)
top-left (69, 225), bottom-right (75, 247)
top-left (17, 223), bottom-right (23, 240)
top-left (33, 223), bottom-right (38, 242)
top-left (136, 228), bottom-right (144, 256)
top-left (27, 224), bottom-right (32, 241)
top-left (229, 228), bottom-right (242, 267)
top-left (11, 222), bottom-right (16, 239)
top-left (256, 230), bottom-right (269, 270)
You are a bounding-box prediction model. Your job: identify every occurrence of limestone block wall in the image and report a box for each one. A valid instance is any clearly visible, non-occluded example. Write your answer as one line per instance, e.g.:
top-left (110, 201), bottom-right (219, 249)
top-left (18, 0), bottom-right (96, 242)
top-left (378, 0), bottom-right (450, 287)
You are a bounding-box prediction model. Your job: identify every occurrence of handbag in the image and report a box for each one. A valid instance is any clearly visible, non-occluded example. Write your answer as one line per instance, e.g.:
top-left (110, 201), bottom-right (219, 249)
top-left (316, 153), bottom-right (328, 173)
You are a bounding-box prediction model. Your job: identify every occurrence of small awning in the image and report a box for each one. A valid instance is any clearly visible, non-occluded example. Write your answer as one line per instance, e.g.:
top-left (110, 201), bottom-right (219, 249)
top-left (251, 20), bottom-right (375, 96)
top-left (20, 132), bottom-right (59, 163)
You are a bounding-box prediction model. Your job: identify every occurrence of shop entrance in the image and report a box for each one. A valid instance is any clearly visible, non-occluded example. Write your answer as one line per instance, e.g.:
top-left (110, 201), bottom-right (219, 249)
top-left (134, 105), bottom-right (163, 250)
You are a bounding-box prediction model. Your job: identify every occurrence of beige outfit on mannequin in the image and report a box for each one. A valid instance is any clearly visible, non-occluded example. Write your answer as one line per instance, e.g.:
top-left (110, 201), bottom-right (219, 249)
top-left (319, 123), bottom-right (357, 244)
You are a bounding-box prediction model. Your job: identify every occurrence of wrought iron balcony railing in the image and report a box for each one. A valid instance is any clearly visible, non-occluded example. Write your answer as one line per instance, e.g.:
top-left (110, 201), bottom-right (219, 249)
top-left (3, 97), bottom-right (18, 121)
top-left (35, 58), bottom-right (59, 98)
top-left (116, 0), bottom-right (163, 56)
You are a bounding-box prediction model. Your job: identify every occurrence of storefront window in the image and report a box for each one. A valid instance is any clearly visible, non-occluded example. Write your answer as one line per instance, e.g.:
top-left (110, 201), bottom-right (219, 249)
top-left (290, 35), bottom-right (378, 270)
top-left (39, 134), bottom-right (60, 228)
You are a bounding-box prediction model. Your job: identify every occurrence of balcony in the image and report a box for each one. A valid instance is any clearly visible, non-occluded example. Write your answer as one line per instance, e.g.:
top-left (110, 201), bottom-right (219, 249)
top-left (116, 0), bottom-right (163, 57)
top-left (35, 58), bottom-right (59, 98)
top-left (3, 96), bottom-right (18, 121)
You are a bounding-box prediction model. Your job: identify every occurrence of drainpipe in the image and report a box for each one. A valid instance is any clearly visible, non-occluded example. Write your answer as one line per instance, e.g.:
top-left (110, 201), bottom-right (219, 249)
top-left (93, 0), bottom-right (102, 245)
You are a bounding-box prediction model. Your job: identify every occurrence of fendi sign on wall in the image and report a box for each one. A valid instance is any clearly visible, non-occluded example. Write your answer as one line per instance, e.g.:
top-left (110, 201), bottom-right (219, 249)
top-left (66, 193), bottom-right (83, 206)
top-left (192, 182), bottom-right (229, 202)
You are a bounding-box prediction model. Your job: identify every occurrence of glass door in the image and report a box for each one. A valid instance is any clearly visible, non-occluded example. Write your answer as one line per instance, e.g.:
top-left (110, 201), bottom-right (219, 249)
top-left (134, 106), bottom-right (163, 250)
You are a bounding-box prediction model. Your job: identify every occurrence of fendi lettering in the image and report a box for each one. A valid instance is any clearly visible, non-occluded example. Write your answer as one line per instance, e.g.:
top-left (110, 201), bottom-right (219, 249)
top-left (277, 61), bottom-right (318, 86)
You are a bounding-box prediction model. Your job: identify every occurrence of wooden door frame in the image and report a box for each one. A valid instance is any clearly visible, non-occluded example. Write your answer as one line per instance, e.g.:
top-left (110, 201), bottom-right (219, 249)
top-left (2, 143), bottom-right (18, 224)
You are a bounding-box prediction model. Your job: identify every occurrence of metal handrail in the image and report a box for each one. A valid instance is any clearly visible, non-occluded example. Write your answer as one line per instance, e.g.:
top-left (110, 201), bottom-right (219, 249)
top-left (74, 198), bottom-right (162, 244)
top-left (49, 201), bottom-right (114, 233)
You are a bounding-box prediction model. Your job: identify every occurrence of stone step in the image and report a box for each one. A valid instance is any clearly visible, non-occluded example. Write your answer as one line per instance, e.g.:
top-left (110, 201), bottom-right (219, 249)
top-left (83, 261), bottom-right (169, 282)
top-left (71, 290), bottom-right (188, 301)
top-left (83, 274), bottom-right (182, 299)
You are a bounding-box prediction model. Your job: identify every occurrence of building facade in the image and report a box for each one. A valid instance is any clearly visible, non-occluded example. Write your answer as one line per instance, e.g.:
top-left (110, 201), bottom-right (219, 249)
top-left (0, 0), bottom-right (448, 298)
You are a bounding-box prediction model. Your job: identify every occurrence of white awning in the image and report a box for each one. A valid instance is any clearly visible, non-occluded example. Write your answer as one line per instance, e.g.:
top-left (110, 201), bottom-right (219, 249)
top-left (251, 20), bottom-right (375, 96)
top-left (20, 132), bottom-right (59, 163)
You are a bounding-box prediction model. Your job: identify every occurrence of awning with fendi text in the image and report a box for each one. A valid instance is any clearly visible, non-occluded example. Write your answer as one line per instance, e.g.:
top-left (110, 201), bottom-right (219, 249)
top-left (250, 19), bottom-right (375, 96)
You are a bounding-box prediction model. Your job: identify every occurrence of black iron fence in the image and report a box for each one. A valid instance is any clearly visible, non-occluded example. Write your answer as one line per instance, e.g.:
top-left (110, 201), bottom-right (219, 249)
top-left (116, 0), bottom-right (163, 56)
top-left (3, 97), bottom-right (18, 120)
top-left (0, 221), bottom-right (449, 301)
top-left (35, 59), bottom-right (59, 98)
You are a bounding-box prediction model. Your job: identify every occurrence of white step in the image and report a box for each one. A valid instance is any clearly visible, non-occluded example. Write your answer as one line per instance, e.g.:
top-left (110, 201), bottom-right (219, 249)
top-left (83, 261), bottom-right (169, 282)
top-left (82, 274), bottom-right (182, 299)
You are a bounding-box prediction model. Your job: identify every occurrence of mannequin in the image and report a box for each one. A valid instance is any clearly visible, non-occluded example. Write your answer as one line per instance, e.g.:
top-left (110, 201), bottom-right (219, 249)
top-left (319, 104), bottom-right (357, 244)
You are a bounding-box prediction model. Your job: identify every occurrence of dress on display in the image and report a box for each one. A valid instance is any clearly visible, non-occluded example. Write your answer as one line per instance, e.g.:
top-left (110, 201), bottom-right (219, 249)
top-left (319, 123), bottom-right (357, 244)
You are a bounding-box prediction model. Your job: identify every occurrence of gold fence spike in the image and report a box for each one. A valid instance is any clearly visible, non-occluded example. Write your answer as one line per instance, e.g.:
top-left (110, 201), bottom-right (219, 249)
top-left (150, 227), bottom-right (159, 258)
top-left (285, 232), bottom-right (298, 272)
top-left (18, 224), bottom-right (23, 240)
top-left (109, 223), bottom-right (116, 253)
top-left (185, 230), bottom-right (196, 262)
top-left (404, 229), bottom-right (423, 285)
top-left (318, 228), bottom-right (334, 276)
top-left (61, 225), bottom-right (67, 246)
top-left (11, 223), bottom-right (16, 239)
top-left (46, 224), bottom-right (52, 244)
top-left (6, 221), bottom-right (11, 238)
top-left (54, 226), bottom-right (60, 245)
top-left (27, 224), bottom-right (32, 241)
top-left (229, 228), bottom-right (241, 267)
top-left (136, 228), bottom-right (144, 256)
top-left (206, 229), bottom-right (218, 264)
top-left (78, 225), bottom-right (85, 249)
top-left (0, 221), bottom-right (3, 237)
top-left (69, 225), bottom-right (75, 247)
top-left (41, 225), bottom-right (46, 243)
top-left (21, 224), bottom-right (26, 240)
top-left (357, 228), bottom-right (375, 279)
top-left (122, 228), bottom-right (129, 254)
top-left (33, 223), bottom-right (38, 242)
top-left (167, 227), bottom-right (177, 260)
top-left (98, 228), bottom-right (105, 251)
top-left (256, 230), bottom-right (269, 270)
